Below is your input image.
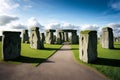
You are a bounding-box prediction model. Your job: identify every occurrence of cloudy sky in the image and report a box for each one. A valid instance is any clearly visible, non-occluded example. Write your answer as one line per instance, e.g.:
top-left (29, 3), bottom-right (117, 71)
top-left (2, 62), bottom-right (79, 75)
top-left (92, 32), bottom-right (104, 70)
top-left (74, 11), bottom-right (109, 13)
top-left (0, 0), bottom-right (120, 36)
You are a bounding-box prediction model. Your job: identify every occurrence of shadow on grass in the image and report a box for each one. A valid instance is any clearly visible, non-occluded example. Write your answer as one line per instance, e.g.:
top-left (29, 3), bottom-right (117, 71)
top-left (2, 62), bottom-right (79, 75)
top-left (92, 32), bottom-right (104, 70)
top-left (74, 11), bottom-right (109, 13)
top-left (111, 48), bottom-right (120, 50)
top-left (11, 56), bottom-right (46, 63)
top-left (42, 48), bottom-right (60, 50)
top-left (10, 56), bottom-right (54, 66)
top-left (92, 58), bottom-right (120, 67)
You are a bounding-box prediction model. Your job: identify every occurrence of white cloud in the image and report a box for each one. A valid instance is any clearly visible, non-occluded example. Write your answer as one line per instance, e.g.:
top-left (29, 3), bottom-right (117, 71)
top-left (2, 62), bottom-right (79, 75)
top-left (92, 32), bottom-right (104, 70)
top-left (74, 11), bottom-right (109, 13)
top-left (80, 24), bottom-right (101, 37)
top-left (62, 23), bottom-right (79, 30)
top-left (1, 21), bottom-right (27, 30)
top-left (28, 17), bottom-right (45, 30)
top-left (107, 23), bottom-right (120, 37)
top-left (46, 22), bottom-right (61, 29)
top-left (0, 0), bottom-right (33, 15)
top-left (0, 16), bottom-right (27, 36)
top-left (46, 22), bottom-right (79, 30)
top-left (10, 23), bottom-right (27, 30)
top-left (0, 15), bottom-right (19, 26)
top-left (0, 0), bottom-right (20, 14)
top-left (80, 24), bottom-right (100, 31)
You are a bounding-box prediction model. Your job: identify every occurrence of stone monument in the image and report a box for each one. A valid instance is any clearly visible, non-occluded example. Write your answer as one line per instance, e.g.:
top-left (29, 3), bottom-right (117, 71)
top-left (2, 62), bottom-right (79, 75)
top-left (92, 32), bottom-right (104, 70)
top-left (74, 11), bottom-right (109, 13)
top-left (2, 31), bottom-right (21, 60)
top-left (22, 29), bottom-right (29, 43)
top-left (45, 29), bottom-right (56, 44)
top-left (30, 27), bottom-right (41, 49)
top-left (71, 30), bottom-right (78, 44)
top-left (56, 31), bottom-right (63, 44)
top-left (101, 27), bottom-right (114, 49)
top-left (40, 33), bottom-right (45, 48)
top-left (64, 32), bottom-right (69, 41)
top-left (0, 36), bottom-right (2, 41)
top-left (79, 30), bottom-right (97, 63)
top-left (56, 29), bottom-right (79, 44)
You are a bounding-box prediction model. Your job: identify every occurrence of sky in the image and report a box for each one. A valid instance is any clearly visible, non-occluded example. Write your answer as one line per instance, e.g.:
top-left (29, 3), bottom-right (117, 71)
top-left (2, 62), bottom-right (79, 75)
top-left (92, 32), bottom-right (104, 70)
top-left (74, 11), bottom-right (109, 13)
top-left (0, 0), bottom-right (120, 36)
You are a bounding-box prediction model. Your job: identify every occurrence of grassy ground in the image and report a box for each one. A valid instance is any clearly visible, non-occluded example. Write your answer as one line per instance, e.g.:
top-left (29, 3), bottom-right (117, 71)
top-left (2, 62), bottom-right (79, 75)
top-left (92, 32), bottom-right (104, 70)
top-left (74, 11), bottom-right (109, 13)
top-left (71, 42), bottom-right (120, 80)
top-left (0, 42), bottom-right (62, 66)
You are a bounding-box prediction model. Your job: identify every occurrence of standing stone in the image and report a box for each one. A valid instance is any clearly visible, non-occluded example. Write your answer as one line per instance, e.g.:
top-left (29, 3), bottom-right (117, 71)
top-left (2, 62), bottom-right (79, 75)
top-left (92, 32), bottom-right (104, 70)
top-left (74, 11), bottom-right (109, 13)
top-left (0, 36), bottom-right (2, 41)
top-left (2, 31), bottom-right (21, 60)
top-left (118, 37), bottom-right (120, 42)
top-left (53, 35), bottom-right (56, 43)
top-left (71, 30), bottom-right (78, 44)
top-left (101, 27), bottom-right (114, 49)
top-left (22, 29), bottom-right (29, 43)
top-left (40, 33), bottom-right (45, 42)
top-left (56, 31), bottom-right (62, 44)
top-left (61, 32), bottom-right (65, 42)
top-left (30, 27), bottom-right (41, 49)
top-left (79, 30), bottom-right (97, 63)
top-left (64, 32), bottom-right (69, 41)
top-left (40, 33), bottom-right (45, 48)
top-left (45, 29), bottom-right (55, 44)
top-left (114, 37), bottom-right (120, 42)
top-left (114, 37), bottom-right (118, 42)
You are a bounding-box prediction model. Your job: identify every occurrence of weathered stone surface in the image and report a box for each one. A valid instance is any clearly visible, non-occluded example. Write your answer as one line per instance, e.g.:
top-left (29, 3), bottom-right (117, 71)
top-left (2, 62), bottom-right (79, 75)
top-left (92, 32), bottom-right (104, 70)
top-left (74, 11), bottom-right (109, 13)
top-left (2, 31), bottom-right (21, 60)
top-left (101, 27), bottom-right (114, 49)
top-left (114, 37), bottom-right (120, 42)
top-left (40, 33), bottom-right (45, 48)
top-left (0, 36), bottom-right (2, 41)
top-left (61, 32), bottom-right (65, 42)
top-left (71, 31), bottom-right (79, 44)
top-left (53, 35), bottom-right (56, 43)
top-left (40, 33), bottom-right (45, 42)
top-left (56, 31), bottom-right (62, 44)
top-left (45, 29), bottom-right (56, 44)
top-left (22, 29), bottom-right (29, 43)
top-left (64, 32), bottom-right (69, 41)
top-left (57, 29), bottom-right (78, 44)
top-left (79, 30), bottom-right (97, 63)
top-left (30, 27), bottom-right (41, 49)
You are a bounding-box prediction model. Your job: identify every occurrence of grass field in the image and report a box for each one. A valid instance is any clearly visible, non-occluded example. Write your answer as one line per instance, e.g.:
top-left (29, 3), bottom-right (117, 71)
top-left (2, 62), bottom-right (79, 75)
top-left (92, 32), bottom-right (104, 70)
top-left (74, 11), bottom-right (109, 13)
top-left (0, 42), bottom-right (62, 66)
top-left (71, 42), bottom-right (120, 80)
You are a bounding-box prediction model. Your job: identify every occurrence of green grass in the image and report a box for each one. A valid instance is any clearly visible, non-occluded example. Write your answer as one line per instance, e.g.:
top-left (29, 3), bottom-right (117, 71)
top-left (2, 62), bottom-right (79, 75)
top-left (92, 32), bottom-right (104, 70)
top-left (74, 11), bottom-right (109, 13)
top-left (71, 43), bottom-right (120, 80)
top-left (0, 42), bottom-right (62, 66)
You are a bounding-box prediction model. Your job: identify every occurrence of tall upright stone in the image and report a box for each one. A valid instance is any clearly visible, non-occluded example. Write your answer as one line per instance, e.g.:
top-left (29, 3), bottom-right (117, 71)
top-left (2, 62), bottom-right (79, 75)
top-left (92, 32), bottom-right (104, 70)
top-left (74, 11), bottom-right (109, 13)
top-left (101, 27), bottom-right (114, 49)
top-left (64, 32), bottom-right (69, 41)
top-left (45, 29), bottom-right (56, 44)
top-left (2, 31), bottom-right (21, 60)
top-left (30, 27), bottom-right (41, 49)
top-left (40, 33), bottom-right (45, 48)
top-left (79, 30), bottom-right (97, 63)
top-left (22, 29), bottom-right (29, 43)
top-left (40, 33), bottom-right (45, 42)
top-left (71, 30), bottom-right (78, 44)
top-left (61, 32), bottom-right (65, 42)
top-left (56, 31), bottom-right (62, 44)
top-left (53, 35), bottom-right (56, 43)
top-left (0, 36), bottom-right (2, 41)
top-left (114, 37), bottom-right (120, 42)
